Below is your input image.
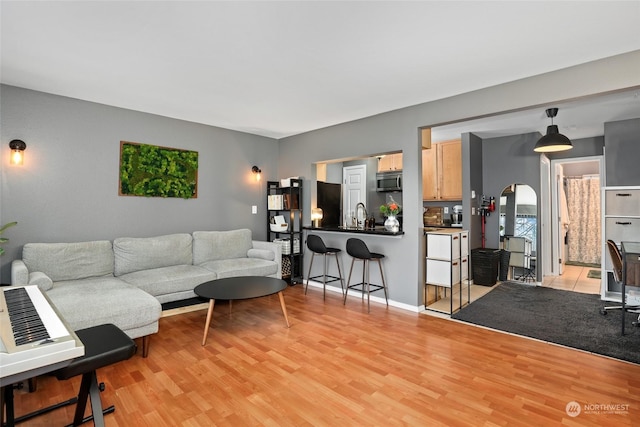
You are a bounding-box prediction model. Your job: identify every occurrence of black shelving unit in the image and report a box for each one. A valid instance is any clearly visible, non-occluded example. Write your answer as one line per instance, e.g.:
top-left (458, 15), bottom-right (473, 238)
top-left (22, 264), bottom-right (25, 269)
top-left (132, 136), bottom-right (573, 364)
top-left (267, 179), bottom-right (303, 284)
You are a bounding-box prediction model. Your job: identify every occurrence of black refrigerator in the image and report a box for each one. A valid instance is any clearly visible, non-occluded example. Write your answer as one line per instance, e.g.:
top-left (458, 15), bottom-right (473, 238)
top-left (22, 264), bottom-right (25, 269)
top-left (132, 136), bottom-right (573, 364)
top-left (317, 182), bottom-right (342, 228)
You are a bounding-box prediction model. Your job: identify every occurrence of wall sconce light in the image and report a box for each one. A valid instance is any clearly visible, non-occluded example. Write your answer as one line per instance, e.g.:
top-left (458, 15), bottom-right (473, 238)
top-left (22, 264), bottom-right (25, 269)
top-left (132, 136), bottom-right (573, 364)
top-left (9, 139), bottom-right (26, 166)
top-left (534, 108), bottom-right (573, 153)
top-left (251, 165), bottom-right (262, 181)
top-left (311, 208), bottom-right (323, 227)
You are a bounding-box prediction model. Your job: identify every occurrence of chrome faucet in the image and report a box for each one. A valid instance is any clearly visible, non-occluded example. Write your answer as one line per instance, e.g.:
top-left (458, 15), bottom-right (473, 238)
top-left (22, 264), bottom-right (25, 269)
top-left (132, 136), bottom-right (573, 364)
top-left (356, 202), bottom-right (367, 229)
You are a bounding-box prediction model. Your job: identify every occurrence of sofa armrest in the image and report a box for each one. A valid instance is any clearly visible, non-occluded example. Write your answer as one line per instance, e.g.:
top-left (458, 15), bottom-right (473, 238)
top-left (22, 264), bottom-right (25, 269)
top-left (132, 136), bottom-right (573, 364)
top-left (252, 240), bottom-right (282, 279)
top-left (29, 272), bottom-right (54, 291)
top-left (11, 260), bottom-right (29, 286)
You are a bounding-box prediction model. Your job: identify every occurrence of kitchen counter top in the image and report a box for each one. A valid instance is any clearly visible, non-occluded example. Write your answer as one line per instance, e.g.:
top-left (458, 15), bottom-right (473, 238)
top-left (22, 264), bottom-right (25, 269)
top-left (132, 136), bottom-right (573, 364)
top-left (422, 227), bottom-right (466, 234)
top-left (304, 225), bottom-right (404, 236)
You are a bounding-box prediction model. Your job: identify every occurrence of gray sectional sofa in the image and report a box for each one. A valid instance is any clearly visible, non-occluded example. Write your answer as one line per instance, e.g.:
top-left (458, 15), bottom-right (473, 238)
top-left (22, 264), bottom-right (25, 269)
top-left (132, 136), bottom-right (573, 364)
top-left (11, 229), bottom-right (282, 357)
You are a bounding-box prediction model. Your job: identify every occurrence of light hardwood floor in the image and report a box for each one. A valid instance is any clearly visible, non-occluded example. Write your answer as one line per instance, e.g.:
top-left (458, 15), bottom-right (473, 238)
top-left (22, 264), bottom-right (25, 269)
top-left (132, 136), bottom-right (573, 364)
top-left (11, 281), bottom-right (639, 426)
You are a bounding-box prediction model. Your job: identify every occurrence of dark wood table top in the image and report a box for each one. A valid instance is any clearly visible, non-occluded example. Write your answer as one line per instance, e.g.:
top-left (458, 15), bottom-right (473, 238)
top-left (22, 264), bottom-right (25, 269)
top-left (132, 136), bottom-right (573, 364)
top-left (194, 276), bottom-right (287, 301)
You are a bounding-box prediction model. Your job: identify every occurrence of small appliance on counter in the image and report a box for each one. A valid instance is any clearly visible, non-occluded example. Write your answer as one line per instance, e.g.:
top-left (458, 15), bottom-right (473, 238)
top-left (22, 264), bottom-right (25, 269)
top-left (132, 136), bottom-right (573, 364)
top-left (451, 205), bottom-right (463, 227)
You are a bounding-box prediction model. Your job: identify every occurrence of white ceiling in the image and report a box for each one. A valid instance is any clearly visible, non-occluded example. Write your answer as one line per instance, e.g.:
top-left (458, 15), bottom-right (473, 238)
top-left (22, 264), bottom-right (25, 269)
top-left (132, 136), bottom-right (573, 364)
top-left (2, 1), bottom-right (640, 140)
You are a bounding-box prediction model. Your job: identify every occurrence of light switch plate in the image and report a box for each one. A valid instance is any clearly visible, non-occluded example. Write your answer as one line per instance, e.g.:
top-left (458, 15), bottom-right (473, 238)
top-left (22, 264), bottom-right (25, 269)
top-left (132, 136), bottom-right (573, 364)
top-left (252, 205), bottom-right (257, 214)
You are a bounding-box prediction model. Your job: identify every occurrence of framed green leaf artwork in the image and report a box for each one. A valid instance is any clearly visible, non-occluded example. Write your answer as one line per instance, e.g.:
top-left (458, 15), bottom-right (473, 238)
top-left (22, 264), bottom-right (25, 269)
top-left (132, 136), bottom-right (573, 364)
top-left (119, 141), bottom-right (198, 199)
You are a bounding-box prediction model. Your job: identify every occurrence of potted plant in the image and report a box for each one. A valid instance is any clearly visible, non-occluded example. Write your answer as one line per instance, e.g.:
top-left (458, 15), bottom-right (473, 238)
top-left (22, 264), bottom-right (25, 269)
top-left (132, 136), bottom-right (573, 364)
top-left (0, 221), bottom-right (17, 256)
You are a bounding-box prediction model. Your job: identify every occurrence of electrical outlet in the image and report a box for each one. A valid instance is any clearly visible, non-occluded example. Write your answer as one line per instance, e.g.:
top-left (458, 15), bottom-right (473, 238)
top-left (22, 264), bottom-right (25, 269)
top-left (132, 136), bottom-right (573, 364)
top-left (444, 207), bottom-right (449, 214)
top-left (471, 207), bottom-right (476, 216)
top-left (251, 205), bottom-right (257, 214)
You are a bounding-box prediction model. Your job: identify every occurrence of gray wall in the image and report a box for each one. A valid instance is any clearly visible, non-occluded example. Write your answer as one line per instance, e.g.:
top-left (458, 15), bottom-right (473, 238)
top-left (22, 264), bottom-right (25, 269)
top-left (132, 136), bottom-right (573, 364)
top-left (0, 85), bottom-right (279, 282)
top-left (464, 132), bottom-right (484, 250)
top-left (547, 136), bottom-right (604, 160)
top-left (604, 118), bottom-right (640, 186)
top-left (2, 50), bottom-right (639, 304)
top-left (481, 132), bottom-right (542, 257)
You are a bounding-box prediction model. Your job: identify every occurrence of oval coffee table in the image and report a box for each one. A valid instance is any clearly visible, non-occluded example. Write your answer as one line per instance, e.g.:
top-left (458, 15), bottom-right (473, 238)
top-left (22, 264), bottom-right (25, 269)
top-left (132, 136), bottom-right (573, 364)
top-left (194, 276), bottom-right (290, 345)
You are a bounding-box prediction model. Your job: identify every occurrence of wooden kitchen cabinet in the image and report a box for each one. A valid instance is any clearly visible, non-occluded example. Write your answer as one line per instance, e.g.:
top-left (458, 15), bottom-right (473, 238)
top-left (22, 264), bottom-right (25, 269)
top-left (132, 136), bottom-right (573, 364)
top-left (438, 140), bottom-right (462, 200)
top-left (422, 139), bottom-right (462, 201)
top-left (422, 147), bottom-right (437, 200)
top-left (377, 153), bottom-right (403, 172)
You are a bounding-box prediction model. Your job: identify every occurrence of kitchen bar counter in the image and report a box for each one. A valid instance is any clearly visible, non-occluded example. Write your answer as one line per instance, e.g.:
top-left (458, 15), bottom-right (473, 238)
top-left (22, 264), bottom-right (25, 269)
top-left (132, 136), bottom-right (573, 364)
top-left (303, 225), bottom-right (404, 236)
top-left (422, 226), bottom-right (465, 234)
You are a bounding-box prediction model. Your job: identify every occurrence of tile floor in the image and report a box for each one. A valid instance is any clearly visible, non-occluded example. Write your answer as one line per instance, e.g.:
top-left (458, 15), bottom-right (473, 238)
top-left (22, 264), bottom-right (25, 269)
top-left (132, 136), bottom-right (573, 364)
top-left (541, 264), bottom-right (601, 295)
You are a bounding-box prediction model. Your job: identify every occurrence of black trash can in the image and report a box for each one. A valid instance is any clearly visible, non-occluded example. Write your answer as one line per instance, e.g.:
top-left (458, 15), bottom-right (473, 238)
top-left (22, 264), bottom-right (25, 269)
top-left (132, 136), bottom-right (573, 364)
top-left (498, 249), bottom-right (511, 281)
top-left (471, 248), bottom-right (500, 286)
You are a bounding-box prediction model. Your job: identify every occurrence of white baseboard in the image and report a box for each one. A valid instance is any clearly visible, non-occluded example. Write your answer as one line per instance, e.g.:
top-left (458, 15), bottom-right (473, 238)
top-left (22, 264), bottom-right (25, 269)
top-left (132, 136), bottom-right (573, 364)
top-left (303, 280), bottom-right (421, 313)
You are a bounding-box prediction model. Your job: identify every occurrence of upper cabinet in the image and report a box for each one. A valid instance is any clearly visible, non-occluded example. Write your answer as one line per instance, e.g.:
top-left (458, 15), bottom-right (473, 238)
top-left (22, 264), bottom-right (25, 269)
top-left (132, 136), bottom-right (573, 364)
top-left (422, 147), bottom-right (437, 200)
top-left (377, 153), bottom-right (403, 172)
top-left (422, 139), bottom-right (462, 201)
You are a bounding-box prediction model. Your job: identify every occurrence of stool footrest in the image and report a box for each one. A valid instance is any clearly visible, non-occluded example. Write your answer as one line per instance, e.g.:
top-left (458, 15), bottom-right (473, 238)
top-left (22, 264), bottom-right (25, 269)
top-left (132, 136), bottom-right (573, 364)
top-left (346, 282), bottom-right (385, 294)
top-left (308, 274), bottom-right (343, 285)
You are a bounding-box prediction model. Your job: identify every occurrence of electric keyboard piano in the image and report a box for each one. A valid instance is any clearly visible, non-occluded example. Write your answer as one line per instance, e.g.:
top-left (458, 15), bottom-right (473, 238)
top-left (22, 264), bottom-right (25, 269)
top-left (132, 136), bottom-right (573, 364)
top-left (0, 286), bottom-right (84, 387)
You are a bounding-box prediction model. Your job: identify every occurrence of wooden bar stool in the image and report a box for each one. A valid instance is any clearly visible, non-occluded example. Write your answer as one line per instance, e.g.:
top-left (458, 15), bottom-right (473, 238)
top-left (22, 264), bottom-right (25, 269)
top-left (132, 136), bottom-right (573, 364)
top-left (344, 238), bottom-right (389, 312)
top-left (305, 234), bottom-right (345, 299)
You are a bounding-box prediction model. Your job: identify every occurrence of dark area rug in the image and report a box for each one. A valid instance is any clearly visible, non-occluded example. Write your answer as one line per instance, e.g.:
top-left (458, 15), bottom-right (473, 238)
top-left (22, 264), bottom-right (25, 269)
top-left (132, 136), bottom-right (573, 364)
top-left (565, 261), bottom-right (600, 268)
top-left (452, 282), bottom-right (640, 364)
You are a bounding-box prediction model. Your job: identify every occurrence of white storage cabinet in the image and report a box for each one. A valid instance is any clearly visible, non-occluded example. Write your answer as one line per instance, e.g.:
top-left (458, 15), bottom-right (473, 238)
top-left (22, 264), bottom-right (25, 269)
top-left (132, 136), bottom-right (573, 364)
top-left (424, 229), bottom-right (469, 314)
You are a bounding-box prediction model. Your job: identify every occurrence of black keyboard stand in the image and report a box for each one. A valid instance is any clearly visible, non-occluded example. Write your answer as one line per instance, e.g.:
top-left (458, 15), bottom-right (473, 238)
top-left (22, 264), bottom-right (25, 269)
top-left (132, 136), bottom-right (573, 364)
top-left (1, 324), bottom-right (135, 427)
top-left (2, 388), bottom-right (77, 425)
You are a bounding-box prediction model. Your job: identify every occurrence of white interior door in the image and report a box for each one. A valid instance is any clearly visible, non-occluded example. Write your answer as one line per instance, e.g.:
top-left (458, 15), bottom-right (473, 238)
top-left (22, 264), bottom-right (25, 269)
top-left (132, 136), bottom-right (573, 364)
top-left (342, 165), bottom-right (367, 227)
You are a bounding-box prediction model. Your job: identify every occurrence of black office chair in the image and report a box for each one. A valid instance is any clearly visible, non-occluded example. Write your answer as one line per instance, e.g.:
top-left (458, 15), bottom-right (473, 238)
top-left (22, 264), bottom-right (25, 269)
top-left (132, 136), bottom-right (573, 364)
top-left (600, 240), bottom-right (640, 332)
top-left (344, 238), bottom-right (388, 312)
top-left (305, 234), bottom-right (345, 300)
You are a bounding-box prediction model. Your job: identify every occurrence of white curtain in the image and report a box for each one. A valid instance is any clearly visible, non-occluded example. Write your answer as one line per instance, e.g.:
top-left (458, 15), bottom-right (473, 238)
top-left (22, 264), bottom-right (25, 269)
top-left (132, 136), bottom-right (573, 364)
top-left (565, 176), bottom-right (601, 264)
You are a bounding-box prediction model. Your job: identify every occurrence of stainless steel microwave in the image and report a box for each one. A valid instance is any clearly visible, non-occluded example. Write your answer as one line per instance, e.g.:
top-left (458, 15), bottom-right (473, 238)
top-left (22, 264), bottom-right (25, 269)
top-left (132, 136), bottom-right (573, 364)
top-left (376, 172), bottom-right (402, 192)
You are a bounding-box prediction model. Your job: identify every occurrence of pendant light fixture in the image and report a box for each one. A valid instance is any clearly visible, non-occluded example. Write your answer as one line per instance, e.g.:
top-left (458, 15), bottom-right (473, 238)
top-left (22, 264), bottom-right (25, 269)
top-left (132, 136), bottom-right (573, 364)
top-left (533, 108), bottom-right (573, 152)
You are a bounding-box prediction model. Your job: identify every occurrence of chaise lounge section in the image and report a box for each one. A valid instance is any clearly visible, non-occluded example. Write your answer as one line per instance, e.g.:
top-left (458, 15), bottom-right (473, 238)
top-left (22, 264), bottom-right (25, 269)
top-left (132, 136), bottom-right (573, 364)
top-left (11, 229), bottom-right (282, 357)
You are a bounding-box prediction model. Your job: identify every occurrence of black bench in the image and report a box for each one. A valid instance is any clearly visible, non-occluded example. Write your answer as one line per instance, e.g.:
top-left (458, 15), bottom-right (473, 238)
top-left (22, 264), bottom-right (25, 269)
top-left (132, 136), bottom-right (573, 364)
top-left (3, 323), bottom-right (136, 427)
top-left (55, 323), bottom-right (136, 426)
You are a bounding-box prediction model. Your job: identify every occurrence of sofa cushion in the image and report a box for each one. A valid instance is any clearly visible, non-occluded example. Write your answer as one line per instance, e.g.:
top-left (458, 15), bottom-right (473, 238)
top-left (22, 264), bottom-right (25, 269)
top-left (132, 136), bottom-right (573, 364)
top-left (23, 241), bottom-right (114, 282)
top-left (193, 229), bottom-right (253, 264)
top-left (114, 233), bottom-right (193, 276)
top-left (118, 265), bottom-right (217, 298)
top-left (46, 277), bottom-right (161, 334)
top-left (199, 258), bottom-right (279, 279)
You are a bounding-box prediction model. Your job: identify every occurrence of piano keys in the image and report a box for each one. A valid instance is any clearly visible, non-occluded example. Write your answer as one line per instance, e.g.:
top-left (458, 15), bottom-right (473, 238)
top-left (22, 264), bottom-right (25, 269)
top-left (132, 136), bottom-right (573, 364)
top-left (0, 286), bottom-right (84, 387)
